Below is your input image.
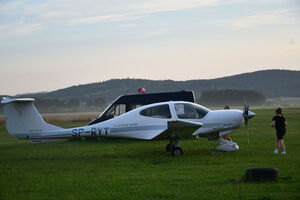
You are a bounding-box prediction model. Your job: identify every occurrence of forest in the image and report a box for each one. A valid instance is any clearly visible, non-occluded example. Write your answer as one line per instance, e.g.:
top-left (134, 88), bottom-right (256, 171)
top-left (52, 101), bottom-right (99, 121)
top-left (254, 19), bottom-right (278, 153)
top-left (197, 89), bottom-right (265, 106)
top-left (1, 69), bottom-right (299, 113)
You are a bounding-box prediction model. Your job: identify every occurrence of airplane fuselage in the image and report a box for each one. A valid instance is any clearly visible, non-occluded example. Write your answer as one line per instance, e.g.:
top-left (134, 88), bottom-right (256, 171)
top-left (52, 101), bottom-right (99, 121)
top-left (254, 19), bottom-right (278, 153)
top-left (28, 102), bottom-right (252, 141)
top-left (1, 98), bottom-right (255, 154)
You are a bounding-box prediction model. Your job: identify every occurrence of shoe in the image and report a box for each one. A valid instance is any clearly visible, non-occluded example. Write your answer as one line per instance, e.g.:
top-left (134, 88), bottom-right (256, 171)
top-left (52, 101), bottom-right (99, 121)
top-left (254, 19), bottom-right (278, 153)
top-left (273, 149), bottom-right (278, 154)
top-left (282, 151), bottom-right (286, 155)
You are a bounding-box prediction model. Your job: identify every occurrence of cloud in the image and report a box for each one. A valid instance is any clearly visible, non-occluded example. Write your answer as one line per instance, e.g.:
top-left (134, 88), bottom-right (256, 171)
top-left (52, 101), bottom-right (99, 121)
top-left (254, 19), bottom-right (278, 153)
top-left (0, 0), bottom-right (220, 36)
top-left (132, 0), bottom-right (219, 14)
top-left (233, 15), bottom-right (298, 29)
top-left (56, 0), bottom-right (221, 26)
top-left (138, 29), bottom-right (168, 39)
top-left (1, 0), bottom-right (299, 37)
top-left (67, 13), bottom-right (140, 26)
top-left (0, 22), bottom-right (43, 37)
top-left (0, 1), bottom-right (22, 13)
top-left (232, 8), bottom-right (300, 29)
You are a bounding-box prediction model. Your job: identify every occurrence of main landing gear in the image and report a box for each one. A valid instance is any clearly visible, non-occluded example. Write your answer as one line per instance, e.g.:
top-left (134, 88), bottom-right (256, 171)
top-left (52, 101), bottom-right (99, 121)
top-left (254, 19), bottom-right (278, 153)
top-left (165, 130), bottom-right (183, 156)
top-left (165, 143), bottom-right (183, 156)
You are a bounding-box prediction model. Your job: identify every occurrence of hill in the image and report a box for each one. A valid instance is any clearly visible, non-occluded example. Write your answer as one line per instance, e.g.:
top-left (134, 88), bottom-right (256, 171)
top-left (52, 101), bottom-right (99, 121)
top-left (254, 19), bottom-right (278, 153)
top-left (29, 69), bottom-right (299, 102)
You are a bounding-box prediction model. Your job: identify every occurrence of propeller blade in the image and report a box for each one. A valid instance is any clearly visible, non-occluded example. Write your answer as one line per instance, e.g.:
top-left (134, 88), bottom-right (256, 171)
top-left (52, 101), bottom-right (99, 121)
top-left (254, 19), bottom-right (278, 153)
top-left (242, 103), bottom-right (255, 144)
top-left (246, 126), bottom-right (250, 144)
top-left (245, 118), bottom-right (248, 128)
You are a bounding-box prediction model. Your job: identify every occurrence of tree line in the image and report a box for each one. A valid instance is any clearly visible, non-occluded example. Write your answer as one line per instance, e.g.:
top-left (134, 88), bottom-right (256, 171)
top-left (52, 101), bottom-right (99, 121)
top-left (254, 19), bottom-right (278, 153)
top-left (33, 97), bottom-right (107, 113)
top-left (197, 89), bottom-right (266, 106)
top-left (39, 70), bottom-right (300, 102)
top-left (0, 89), bottom-right (266, 114)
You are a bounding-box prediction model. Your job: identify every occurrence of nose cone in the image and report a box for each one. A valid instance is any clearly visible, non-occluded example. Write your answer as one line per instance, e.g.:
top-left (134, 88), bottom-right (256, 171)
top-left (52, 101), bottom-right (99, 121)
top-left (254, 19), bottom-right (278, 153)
top-left (245, 111), bottom-right (255, 120)
top-left (243, 110), bottom-right (255, 127)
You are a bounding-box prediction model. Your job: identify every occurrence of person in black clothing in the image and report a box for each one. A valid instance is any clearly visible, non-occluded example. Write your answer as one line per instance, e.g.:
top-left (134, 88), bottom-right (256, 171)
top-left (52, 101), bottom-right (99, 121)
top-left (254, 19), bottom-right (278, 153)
top-left (271, 108), bottom-right (287, 154)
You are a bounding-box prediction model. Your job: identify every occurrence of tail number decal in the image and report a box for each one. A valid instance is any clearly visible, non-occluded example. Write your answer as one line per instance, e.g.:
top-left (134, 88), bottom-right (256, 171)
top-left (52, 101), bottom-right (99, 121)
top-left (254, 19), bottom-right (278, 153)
top-left (72, 128), bottom-right (110, 137)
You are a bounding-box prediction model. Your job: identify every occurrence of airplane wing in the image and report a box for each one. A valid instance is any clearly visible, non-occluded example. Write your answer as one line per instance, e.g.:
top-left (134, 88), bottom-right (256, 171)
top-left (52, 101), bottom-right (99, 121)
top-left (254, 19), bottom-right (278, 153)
top-left (149, 120), bottom-right (203, 140)
top-left (193, 127), bottom-right (236, 140)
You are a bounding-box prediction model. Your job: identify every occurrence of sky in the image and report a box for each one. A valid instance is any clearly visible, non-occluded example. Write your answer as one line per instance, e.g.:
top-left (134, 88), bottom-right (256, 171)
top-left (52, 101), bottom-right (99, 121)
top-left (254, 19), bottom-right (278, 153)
top-left (0, 0), bottom-right (300, 95)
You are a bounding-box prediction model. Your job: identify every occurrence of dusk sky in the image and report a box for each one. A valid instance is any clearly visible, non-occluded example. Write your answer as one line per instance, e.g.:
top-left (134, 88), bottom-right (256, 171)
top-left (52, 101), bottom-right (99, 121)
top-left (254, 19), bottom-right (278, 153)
top-left (0, 0), bottom-right (299, 95)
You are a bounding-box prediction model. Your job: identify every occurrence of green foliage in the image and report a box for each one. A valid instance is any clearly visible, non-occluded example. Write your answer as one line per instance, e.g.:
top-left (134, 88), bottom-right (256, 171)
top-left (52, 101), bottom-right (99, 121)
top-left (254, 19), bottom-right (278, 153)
top-left (41, 70), bottom-right (300, 100)
top-left (199, 89), bottom-right (266, 106)
top-left (86, 97), bottom-right (106, 107)
top-left (0, 108), bottom-right (299, 200)
top-left (32, 97), bottom-right (107, 113)
top-left (12, 70), bottom-right (300, 104)
top-left (33, 98), bottom-right (80, 113)
top-left (3, 69), bottom-right (299, 113)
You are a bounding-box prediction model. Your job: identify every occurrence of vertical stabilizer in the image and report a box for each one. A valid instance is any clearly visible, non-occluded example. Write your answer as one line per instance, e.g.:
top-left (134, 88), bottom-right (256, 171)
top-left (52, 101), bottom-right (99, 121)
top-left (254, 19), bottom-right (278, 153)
top-left (1, 98), bottom-right (63, 139)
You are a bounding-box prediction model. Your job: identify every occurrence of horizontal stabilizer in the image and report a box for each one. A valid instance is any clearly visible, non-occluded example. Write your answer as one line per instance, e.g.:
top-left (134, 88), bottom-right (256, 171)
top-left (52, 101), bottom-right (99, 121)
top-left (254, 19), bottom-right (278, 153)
top-left (1, 98), bottom-right (35, 104)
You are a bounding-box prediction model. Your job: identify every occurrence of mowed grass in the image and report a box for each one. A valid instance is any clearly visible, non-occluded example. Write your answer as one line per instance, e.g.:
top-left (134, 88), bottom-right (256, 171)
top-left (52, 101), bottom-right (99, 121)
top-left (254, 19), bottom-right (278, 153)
top-left (0, 108), bottom-right (299, 200)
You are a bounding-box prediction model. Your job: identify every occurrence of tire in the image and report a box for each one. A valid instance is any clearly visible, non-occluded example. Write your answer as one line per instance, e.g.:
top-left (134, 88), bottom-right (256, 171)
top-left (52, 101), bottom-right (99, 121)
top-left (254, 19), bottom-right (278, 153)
top-left (245, 168), bottom-right (279, 182)
top-left (172, 147), bottom-right (183, 156)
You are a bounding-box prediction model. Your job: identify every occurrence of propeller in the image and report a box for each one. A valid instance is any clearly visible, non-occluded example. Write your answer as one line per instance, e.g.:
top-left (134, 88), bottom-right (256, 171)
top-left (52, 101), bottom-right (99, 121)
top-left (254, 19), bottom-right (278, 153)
top-left (243, 104), bottom-right (250, 128)
top-left (242, 103), bottom-right (255, 144)
top-left (243, 104), bottom-right (255, 124)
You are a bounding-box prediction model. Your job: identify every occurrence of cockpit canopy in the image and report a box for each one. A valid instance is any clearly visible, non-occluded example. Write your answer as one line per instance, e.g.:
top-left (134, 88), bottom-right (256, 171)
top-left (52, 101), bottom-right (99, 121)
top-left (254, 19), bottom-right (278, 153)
top-left (138, 102), bottom-right (209, 119)
top-left (88, 91), bottom-right (195, 125)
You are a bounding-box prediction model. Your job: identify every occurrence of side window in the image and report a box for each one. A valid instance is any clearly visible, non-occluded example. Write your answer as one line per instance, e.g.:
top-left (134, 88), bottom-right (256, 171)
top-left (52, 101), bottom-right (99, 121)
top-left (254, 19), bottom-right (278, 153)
top-left (115, 104), bottom-right (126, 116)
top-left (140, 105), bottom-right (171, 118)
top-left (175, 103), bottom-right (208, 119)
top-left (105, 104), bottom-right (126, 119)
top-left (127, 104), bottom-right (143, 112)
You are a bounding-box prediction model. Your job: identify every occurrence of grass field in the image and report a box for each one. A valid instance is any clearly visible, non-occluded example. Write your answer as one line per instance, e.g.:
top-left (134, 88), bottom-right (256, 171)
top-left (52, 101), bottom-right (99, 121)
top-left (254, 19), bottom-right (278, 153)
top-left (0, 108), bottom-right (299, 200)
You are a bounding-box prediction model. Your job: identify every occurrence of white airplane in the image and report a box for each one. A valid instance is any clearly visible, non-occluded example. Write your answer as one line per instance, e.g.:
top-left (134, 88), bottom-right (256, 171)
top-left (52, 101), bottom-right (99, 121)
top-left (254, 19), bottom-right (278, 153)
top-left (0, 97), bottom-right (255, 156)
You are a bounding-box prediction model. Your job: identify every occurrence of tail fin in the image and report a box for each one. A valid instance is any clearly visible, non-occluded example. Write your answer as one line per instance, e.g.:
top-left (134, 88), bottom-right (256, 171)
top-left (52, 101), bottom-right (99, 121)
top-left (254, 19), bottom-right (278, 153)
top-left (1, 98), bottom-right (63, 139)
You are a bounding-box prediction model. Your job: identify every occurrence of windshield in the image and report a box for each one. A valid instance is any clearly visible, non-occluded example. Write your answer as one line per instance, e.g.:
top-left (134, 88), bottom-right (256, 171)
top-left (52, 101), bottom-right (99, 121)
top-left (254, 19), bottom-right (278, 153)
top-left (174, 103), bottom-right (209, 119)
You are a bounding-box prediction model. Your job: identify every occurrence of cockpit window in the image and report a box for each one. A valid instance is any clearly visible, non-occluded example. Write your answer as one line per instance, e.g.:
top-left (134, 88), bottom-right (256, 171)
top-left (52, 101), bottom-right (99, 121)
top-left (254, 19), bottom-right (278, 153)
top-left (105, 104), bottom-right (126, 119)
top-left (115, 104), bottom-right (126, 116)
top-left (140, 105), bottom-right (171, 118)
top-left (127, 104), bottom-right (142, 112)
top-left (175, 103), bottom-right (209, 119)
